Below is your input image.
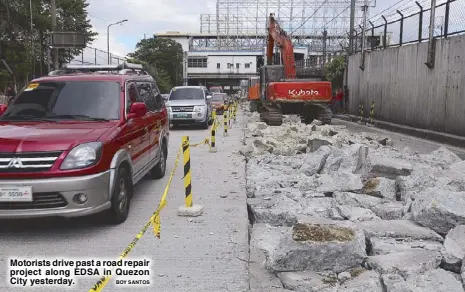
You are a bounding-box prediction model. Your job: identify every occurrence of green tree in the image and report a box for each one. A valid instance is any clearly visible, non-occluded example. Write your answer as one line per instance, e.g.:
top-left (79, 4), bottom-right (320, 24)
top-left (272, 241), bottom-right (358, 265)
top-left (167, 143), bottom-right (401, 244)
top-left (128, 37), bottom-right (183, 91)
top-left (324, 55), bottom-right (346, 89)
top-left (0, 0), bottom-right (95, 89)
top-left (126, 58), bottom-right (171, 93)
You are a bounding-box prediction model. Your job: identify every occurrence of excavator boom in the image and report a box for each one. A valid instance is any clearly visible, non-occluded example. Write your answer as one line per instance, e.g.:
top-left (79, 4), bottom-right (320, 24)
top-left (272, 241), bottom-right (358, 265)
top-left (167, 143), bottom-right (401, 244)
top-left (267, 14), bottom-right (296, 79)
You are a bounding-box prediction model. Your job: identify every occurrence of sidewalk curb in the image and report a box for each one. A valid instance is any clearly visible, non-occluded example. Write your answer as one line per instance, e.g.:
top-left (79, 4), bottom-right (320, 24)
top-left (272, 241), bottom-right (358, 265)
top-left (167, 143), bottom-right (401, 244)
top-left (333, 114), bottom-right (465, 148)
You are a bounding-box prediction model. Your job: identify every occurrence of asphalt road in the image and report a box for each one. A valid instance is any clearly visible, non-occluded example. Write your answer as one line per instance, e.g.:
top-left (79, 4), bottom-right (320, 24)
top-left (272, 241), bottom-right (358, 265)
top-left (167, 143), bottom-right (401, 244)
top-left (333, 119), bottom-right (465, 159)
top-left (0, 114), bottom-right (249, 292)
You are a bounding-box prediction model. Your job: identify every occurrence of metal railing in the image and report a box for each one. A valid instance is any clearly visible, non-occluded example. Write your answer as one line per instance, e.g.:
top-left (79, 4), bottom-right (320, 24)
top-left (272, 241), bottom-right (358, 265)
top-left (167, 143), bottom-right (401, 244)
top-left (70, 46), bottom-right (127, 66)
top-left (353, 0), bottom-right (464, 53)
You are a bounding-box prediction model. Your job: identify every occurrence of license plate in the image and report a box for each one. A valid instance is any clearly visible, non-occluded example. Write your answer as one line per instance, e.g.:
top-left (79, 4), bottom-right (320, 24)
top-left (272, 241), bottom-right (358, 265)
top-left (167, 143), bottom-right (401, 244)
top-left (174, 113), bottom-right (190, 118)
top-left (0, 186), bottom-right (33, 202)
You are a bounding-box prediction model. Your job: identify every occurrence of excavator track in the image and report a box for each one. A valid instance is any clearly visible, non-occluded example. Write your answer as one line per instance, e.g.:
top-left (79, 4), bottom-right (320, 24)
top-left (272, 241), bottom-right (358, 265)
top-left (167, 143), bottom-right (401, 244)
top-left (300, 104), bottom-right (332, 125)
top-left (260, 105), bottom-right (283, 126)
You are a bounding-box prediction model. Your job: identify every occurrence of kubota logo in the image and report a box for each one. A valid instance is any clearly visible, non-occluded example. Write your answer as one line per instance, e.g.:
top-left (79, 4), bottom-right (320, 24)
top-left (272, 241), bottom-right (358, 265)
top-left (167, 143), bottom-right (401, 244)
top-left (288, 89), bottom-right (319, 96)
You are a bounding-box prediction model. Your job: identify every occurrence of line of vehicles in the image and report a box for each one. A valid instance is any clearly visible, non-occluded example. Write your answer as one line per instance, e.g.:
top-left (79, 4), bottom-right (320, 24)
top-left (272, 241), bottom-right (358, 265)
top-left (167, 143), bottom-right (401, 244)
top-left (247, 13), bottom-right (333, 126)
top-left (0, 63), bottom-right (233, 225)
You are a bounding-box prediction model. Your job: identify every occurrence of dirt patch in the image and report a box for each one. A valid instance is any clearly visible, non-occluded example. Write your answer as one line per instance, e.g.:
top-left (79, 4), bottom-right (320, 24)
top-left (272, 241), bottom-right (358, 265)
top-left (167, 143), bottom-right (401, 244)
top-left (363, 178), bottom-right (380, 192)
top-left (292, 223), bottom-right (355, 242)
top-left (349, 267), bottom-right (366, 278)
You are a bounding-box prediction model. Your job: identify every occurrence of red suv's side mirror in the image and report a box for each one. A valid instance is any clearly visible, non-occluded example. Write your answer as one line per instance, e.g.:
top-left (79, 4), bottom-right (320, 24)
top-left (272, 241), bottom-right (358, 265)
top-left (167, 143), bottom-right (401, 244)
top-left (0, 104), bottom-right (8, 116)
top-left (127, 102), bottom-right (147, 119)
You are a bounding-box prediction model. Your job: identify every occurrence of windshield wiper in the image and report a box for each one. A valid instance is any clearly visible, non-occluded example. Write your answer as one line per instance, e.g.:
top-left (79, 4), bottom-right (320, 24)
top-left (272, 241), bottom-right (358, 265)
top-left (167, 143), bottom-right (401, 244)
top-left (0, 114), bottom-right (58, 122)
top-left (46, 114), bottom-right (109, 121)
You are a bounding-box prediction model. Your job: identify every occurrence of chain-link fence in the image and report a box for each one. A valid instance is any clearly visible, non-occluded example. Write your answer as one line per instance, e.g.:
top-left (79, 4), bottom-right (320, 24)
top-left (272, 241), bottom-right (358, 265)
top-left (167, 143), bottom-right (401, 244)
top-left (353, 0), bottom-right (464, 53)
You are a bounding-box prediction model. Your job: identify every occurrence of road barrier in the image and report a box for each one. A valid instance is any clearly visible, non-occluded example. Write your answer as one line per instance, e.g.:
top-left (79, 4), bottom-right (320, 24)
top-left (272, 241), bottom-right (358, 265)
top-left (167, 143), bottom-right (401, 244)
top-left (89, 101), bottom-right (239, 292)
top-left (358, 103), bottom-right (365, 124)
top-left (223, 106), bottom-right (229, 136)
top-left (368, 101), bottom-right (375, 126)
top-left (210, 110), bottom-right (217, 153)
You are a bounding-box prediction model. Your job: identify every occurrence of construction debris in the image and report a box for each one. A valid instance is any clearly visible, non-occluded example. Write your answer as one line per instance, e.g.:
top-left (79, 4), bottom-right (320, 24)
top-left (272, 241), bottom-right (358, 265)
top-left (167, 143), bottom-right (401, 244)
top-left (242, 112), bottom-right (465, 292)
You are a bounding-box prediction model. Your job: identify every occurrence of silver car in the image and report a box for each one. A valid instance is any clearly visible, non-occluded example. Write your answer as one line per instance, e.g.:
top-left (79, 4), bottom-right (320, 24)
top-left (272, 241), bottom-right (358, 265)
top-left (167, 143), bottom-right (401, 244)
top-left (166, 86), bottom-right (213, 129)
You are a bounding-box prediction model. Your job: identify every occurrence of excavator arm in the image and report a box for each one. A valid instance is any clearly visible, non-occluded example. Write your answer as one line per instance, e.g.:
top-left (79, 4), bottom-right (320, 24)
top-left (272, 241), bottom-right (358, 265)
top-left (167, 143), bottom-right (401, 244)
top-left (267, 13), bottom-right (296, 79)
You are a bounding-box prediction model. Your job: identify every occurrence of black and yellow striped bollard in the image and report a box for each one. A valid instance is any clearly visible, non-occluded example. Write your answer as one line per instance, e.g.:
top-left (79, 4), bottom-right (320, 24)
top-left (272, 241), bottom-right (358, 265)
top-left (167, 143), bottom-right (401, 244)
top-left (177, 136), bottom-right (204, 217)
top-left (358, 102), bottom-right (364, 124)
top-left (210, 110), bottom-right (217, 153)
top-left (228, 103), bottom-right (233, 128)
top-left (233, 101), bottom-right (237, 123)
top-left (368, 101), bottom-right (375, 126)
top-left (223, 105), bottom-right (229, 136)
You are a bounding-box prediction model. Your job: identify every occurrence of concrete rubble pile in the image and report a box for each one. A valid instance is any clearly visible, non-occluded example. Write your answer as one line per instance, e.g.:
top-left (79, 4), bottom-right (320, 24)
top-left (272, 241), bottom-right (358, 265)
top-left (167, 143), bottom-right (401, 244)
top-left (242, 113), bottom-right (465, 292)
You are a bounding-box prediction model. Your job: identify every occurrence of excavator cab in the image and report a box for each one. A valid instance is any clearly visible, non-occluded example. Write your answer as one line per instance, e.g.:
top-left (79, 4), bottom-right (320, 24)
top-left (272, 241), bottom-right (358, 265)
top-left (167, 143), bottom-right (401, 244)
top-left (259, 65), bottom-right (285, 102)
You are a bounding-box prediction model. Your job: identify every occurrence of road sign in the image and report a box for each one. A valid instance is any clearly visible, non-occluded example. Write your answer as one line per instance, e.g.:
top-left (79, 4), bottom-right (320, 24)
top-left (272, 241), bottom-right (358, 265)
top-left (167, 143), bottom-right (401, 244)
top-left (50, 32), bottom-right (87, 48)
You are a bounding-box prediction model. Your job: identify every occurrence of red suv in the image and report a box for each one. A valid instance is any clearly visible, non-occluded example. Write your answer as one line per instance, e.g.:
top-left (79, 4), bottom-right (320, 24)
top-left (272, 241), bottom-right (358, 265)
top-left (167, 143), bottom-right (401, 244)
top-left (0, 63), bottom-right (169, 224)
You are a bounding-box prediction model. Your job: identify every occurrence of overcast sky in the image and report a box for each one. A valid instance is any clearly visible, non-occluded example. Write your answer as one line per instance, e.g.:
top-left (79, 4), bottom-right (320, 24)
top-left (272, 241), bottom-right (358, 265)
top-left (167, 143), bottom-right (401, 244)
top-left (80, 0), bottom-right (452, 62)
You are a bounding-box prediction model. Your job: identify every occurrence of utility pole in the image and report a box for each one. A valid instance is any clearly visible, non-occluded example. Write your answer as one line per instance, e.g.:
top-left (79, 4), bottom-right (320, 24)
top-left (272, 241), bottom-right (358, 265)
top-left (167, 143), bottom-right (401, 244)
top-left (51, 0), bottom-right (58, 70)
top-left (322, 30), bottom-right (328, 67)
top-left (360, 0), bottom-right (369, 70)
top-left (183, 51), bottom-right (188, 86)
top-left (426, 0), bottom-right (437, 68)
top-left (29, 0), bottom-right (35, 78)
top-left (348, 0), bottom-right (356, 55)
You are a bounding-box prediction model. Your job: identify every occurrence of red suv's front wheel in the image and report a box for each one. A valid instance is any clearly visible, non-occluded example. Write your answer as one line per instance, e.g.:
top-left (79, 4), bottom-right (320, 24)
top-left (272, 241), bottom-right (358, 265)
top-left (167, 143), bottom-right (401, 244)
top-left (108, 167), bottom-right (132, 224)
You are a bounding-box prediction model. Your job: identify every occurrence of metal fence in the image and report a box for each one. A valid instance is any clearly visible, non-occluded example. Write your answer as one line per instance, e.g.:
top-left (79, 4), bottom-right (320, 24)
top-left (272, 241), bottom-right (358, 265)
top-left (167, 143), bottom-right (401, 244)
top-left (70, 46), bottom-right (127, 65)
top-left (353, 0), bottom-right (465, 53)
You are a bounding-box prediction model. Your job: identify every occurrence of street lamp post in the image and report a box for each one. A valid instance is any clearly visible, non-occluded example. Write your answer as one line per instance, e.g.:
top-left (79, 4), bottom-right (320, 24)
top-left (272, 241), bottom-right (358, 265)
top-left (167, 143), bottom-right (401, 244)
top-left (107, 19), bottom-right (128, 64)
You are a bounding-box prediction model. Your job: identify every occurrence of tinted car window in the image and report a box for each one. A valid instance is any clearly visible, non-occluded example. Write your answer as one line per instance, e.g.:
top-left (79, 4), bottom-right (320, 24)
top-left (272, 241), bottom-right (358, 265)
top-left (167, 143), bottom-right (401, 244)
top-left (2, 81), bottom-right (120, 121)
top-left (169, 88), bottom-right (204, 100)
top-left (137, 82), bottom-right (156, 112)
top-left (151, 82), bottom-right (163, 110)
top-left (212, 94), bottom-right (224, 101)
top-left (210, 87), bottom-right (222, 93)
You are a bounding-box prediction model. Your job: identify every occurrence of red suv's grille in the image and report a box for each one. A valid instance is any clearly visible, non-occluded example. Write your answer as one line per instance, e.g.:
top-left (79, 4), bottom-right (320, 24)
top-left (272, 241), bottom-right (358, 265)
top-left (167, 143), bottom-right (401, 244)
top-left (0, 151), bottom-right (62, 173)
top-left (0, 192), bottom-right (67, 209)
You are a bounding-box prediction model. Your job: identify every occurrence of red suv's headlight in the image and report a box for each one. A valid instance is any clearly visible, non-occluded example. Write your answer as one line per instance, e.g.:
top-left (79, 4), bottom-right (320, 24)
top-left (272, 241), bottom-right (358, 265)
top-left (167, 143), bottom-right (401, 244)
top-left (60, 142), bottom-right (103, 170)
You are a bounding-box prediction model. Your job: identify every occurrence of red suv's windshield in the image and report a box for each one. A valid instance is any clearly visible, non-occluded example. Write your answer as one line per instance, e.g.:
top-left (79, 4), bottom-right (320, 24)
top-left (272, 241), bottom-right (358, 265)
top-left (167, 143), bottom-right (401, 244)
top-left (1, 81), bottom-right (121, 121)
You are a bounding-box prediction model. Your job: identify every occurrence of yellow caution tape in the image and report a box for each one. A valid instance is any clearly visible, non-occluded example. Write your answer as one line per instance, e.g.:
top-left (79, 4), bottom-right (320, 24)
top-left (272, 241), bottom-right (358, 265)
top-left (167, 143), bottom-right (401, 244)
top-left (89, 146), bottom-right (183, 292)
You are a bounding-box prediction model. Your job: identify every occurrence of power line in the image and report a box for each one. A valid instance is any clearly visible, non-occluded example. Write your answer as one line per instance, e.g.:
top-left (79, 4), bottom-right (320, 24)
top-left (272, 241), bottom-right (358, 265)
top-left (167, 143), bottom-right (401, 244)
top-left (315, 4), bottom-right (351, 33)
top-left (290, 0), bottom-right (330, 35)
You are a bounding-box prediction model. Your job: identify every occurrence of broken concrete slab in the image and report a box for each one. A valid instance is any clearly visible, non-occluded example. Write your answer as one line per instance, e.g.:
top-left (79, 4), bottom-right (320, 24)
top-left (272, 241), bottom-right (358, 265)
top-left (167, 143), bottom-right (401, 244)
top-left (372, 202), bottom-right (404, 220)
top-left (277, 271), bottom-right (338, 292)
top-left (362, 177), bottom-right (397, 200)
top-left (367, 154), bottom-right (413, 179)
top-left (370, 237), bottom-right (443, 256)
top-left (249, 227), bottom-right (287, 292)
top-left (300, 146), bottom-right (332, 176)
top-left (381, 274), bottom-right (410, 292)
top-left (404, 269), bottom-right (465, 292)
top-left (301, 197), bottom-right (336, 218)
top-left (321, 148), bottom-right (344, 174)
top-left (366, 250), bottom-right (442, 278)
top-left (410, 188), bottom-right (465, 235)
top-left (254, 223), bottom-right (366, 273)
top-left (307, 137), bottom-right (333, 152)
top-left (315, 172), bottom-right (364, 193)
top-left (335, 205), bottom-right (380, 222)
top-left (418, 146), bottom-right (462, 168)
top-left (441, 225), bottom-right (465, 273)
top-left (357, 220), bottom-right (443, 242)
top-left (337, 270), bottom-right (384, 292)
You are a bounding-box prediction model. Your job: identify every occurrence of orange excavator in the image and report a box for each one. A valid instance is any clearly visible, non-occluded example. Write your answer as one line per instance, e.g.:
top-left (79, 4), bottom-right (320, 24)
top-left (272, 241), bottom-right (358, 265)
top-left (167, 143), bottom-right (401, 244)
top-left (259, 13), bottom-right (332, 126)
